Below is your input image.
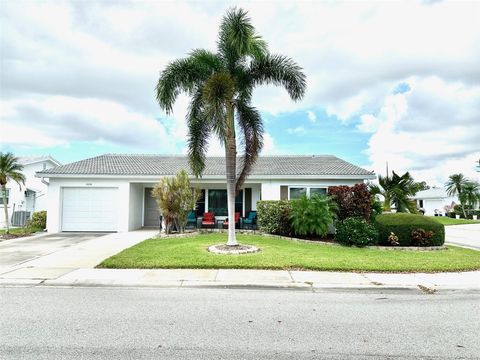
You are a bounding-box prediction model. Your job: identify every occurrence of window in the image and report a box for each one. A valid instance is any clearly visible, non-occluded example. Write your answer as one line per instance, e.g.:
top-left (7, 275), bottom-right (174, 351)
top-left (195, 189), bottom-right (206, 215)
top-left (207, 189), bottom-right (243, 216)
top-left (0, 188), bottom-right (9, 205)
top-left (289, 187), bottom-right (306, 200)
top-left (235, 190), bottom-right (243, 215)
top-left (419, 199), bottom-right (424, 208)
top-left (310, 188), bottom-right (327, 197)
top-left (208, 189), bottom-right (228, 216)
top-left (289, 186), bottom-right (327, 199)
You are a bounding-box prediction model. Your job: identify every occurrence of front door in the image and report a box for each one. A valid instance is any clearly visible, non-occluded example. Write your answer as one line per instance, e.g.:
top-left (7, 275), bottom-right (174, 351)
top-left (144, 188), bottom-right (160, 227)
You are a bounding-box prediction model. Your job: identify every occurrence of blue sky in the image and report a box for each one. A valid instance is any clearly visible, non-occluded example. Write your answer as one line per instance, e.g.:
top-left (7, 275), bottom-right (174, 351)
top-left (1, 1), bottom-right (479, 185)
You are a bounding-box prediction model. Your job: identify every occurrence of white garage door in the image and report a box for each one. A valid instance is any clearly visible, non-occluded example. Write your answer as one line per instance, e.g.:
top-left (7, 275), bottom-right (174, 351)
top-left (62, 187), bottom-right (118, 232)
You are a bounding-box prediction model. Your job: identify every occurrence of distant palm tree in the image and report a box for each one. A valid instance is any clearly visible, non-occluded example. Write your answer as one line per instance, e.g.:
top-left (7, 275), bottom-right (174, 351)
top-left (0, 153), bottom-right (26, 234)
top-left (156, 8), bottom-right (306, 246)
top-left (461, 182), bottom-right (480, 217)
top-left (369, 171), bottom-right (420, 213)
top-left (445, 173), bottom-right (470, 217)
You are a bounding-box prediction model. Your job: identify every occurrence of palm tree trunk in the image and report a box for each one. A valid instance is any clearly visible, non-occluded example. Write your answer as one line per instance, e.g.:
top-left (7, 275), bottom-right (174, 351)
top-left (2, 185), bottom-right (9, 234)
top-left (225, 102), bottom-right (238, 246)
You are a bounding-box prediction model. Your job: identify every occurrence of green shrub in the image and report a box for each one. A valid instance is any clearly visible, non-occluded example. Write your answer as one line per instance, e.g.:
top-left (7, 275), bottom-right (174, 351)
top-left (257, 200), bottom-right (293, 236)
top-left (374, 213), bottom-right (445, 246)
top-left (289, 194), bottom-right (337, 237)
top-left (28, 211), bottom-right (46, 230)
top-left (335, 217), bottom-right (378, 247)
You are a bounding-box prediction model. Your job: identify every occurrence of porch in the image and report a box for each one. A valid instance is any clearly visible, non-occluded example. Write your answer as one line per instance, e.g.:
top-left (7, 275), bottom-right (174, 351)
top-left (128, 182), bottom-right (261, 230)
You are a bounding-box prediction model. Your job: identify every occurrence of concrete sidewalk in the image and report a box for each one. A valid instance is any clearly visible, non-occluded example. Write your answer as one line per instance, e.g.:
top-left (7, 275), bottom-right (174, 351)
top-left (445, 224), bottom-right (480, 250)
top-left (1, 267), bottom-right (478, 292)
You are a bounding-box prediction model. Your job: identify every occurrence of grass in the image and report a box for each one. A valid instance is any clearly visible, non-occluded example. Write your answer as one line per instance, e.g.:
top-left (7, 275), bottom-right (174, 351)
top-left (431, 217), bottom-right (480, 226)
top-left (0, 227), bottom-right (41, 235)
top-left (98, 233), bottom-right (480, 273)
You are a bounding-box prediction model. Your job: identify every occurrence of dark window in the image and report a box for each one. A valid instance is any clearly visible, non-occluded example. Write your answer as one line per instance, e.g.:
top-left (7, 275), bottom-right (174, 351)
top-left (208, 189), bottom-right (228, 216)
top-left (0, 189), bottom-right (9, 205)
top-left (419, 200), bottom-right (424, 208)
top-left (235, 190), bottom-right (243, 216)
top-left (207, 189), bottom-right (243, 216)
top-left (196, 189), bottom-right (206, 215)
top-left (290, 187), bottom-right (306, 199)
top-left (310, 188), bottom-right (327, 197)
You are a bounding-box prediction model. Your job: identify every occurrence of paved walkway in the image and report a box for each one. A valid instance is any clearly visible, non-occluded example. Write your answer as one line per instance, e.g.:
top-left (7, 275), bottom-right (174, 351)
top-left (1, 267), bottom-right (478, 292)
top-left (445, 224), bottom-right (480, 250)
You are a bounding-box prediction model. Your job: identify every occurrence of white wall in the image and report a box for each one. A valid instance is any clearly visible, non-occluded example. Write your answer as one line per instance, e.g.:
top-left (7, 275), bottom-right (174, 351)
top-left (46, 178), bottom-right (130, 233)
top-left (1, 160), bottom-right (56, 228)
top-left (128, 183), bottom-right (144, 230)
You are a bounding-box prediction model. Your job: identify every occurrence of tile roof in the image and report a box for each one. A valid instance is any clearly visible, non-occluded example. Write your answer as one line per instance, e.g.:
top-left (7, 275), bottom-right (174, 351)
top-left (37, 154), bottom-right (375, 177)
top-left (19, 156), bottom-right (61, 166)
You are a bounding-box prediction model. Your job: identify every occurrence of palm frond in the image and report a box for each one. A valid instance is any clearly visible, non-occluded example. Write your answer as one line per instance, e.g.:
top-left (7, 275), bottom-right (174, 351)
top-left (235, 101), bottom-right (264, 192)
top-left (249, 54), bottom-right (306, 101)
top-left (156, 52), bottom-right (221, 114)
top-left (187, 90), bottom-right (211, 177)
top-left (217, 7), bottom-right (268, 69)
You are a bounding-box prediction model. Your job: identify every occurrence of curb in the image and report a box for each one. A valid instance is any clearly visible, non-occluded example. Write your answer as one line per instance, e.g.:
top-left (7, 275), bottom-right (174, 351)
top-left (1, 278), bottom-right (478, 293)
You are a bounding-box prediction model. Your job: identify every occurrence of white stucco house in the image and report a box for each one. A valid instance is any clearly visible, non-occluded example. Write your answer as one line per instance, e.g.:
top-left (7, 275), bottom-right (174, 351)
top-left (36, 154), bottom-right (376, 233)
top-left (1, 156), bottom-right (61, 228)
top-left (413, 187), bottom-right (458, 216)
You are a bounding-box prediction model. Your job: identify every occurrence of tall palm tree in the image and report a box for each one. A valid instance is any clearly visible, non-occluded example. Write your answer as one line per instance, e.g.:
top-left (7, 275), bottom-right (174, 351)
top-left (156, 8), bottom-right (306, 246)
top-left (0, 152), bottom-right (26, 234)
top-left (369, 171), bottom-right (420, 213)
top-left (445, 173), bottom-right (470, 217)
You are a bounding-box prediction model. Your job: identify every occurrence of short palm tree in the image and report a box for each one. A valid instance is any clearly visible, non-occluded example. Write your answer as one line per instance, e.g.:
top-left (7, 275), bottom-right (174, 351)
top-left (0, 152), bottom-right (26, 233)
top-left (156, 8), bottom-right (306, 246)
top-left (460, 182), bottom-right (480, 217)
top-left (369, 171), bottom-right (420, 213)
top-left (445, 173), bottom-right (470, 217)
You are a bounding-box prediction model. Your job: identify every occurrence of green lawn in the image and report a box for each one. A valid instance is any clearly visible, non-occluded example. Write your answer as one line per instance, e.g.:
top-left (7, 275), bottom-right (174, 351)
top-left (0, 227), bottom-right (41, 235)
top-left (99, 233), bottom-right (480, 273)
top-left (431, 217), bottom-right (480, 226)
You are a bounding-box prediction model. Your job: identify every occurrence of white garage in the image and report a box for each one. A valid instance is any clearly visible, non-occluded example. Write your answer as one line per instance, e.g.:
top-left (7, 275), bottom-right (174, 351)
top-left (61, 187), bottom-right (118, 232)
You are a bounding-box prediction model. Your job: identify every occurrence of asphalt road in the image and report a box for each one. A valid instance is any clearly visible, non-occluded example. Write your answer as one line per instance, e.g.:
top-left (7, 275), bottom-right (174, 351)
top-left (1, 287), bottom-right (479, 359)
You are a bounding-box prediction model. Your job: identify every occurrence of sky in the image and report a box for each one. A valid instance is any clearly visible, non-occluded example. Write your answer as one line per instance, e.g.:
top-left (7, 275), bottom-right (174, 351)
top-left (1, 0), bottom-right (479, 186)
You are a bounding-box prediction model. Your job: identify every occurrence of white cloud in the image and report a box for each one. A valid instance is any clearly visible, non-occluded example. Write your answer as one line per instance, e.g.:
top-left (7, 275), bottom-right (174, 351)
top-left (364, 77), bottom-right (480, 185)
top-left (0, 96), bottom-right (176, 150)
top-left (287, 126), bottom-right (306, 135)
top-left (306, 110), bottom-right (316, 123)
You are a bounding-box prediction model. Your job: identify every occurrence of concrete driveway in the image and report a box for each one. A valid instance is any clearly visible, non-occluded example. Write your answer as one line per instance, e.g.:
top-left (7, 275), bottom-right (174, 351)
top-left (445, 224), bottom-right (480, 250)
top-left (0, 233), bottom-right (104, 268)
top-left (0, 230), bottom-right (158, 283)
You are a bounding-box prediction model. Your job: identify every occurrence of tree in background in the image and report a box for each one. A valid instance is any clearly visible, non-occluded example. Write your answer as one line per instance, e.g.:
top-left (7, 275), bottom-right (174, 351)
top-left (152, 170), bottom-right (200, 234)
top-left (156, 8), bottom-right (306, 246)
top-left (369, 171), bottom-right (421, 213)
top-left (445, 173), bottom-right (471, 218)
top-left (0, 152), bottom-right (26, 234)
top-left (460, 181), bottom-right (480, 217)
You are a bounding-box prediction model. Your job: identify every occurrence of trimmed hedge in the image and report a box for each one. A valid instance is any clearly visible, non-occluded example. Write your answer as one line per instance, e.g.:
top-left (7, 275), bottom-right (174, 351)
top-left (374, 213), bottom-right (445, 246)
top-left (257, 200), bottom-right (293, 236)
top-left (335, 217), bottom-right (378, 247)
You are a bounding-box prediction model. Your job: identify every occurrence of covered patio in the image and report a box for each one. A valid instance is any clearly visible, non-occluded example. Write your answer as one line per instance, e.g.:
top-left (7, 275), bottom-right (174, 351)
top-left (128, 182), bottom-right (261, 230)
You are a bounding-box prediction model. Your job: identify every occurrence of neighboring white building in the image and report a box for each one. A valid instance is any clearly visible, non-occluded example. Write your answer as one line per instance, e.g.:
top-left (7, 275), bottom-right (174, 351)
top-left (36, 154), bottom-right (376, 233)
top-left (413, 187), bottom-right (458, 216)
top-left (1, 156), bottom-right (61, 228)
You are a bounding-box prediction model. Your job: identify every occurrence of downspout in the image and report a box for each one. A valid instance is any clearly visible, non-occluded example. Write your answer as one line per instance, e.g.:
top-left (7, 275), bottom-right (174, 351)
top-left (41, 178), bottom-right (49, 186)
